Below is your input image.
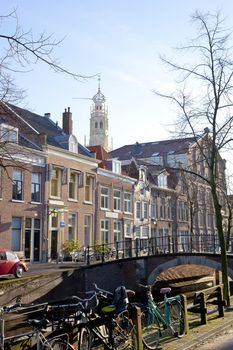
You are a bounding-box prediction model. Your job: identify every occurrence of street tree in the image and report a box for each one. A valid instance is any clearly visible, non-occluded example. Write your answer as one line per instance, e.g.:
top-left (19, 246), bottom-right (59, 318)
top-left (156, 11), bottom-right (233, 305)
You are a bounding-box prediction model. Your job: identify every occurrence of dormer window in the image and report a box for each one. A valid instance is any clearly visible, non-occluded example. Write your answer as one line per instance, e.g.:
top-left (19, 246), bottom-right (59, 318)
top-left (0, 123), bottom-right (18, 143)
top-left (158, 173), bottom-right (167, 188)
top-left (69, 135), bottom-right (78, 153)
top-left (112, 159), bottom-right (121, 174)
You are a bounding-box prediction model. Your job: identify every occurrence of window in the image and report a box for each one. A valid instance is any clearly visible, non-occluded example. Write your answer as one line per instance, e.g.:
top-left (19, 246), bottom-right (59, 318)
top-left (95, 122), bottom-right (98, 128)
top-left (113, 189), bottom-right (121, 211)
top-left (178, 201), bottom-right (189, 221)
top-left (112, 160), bottom-right (121, 174)
top-left (68, 213), bottom-right (77, 240)
top-left (101, 220), bottom-right (110, 243)
top-left (100, 121), bottom-right (103, 129)
top-left (31, 173), bottom-right (41, 203)
top-left (167, 198), bottom-right (172, 220)
top-left (124, 220), bottom-right (133, 238)
top-left (0, 123), bottom-right (18, 143)
top-left (158, 173), bottom-right (167, 188)
top-left (101, 186), bottom-right (110, 209)
top-left (85, 174), bottom-right (93, 202)
top-left (124, 192), bottom-right (132, 213)
top-left (69, 135), bottom-right (78, 153)
top-left (84, 215), bottom-right (92, 246)
top-left (51, 168), bottom-right (61, 197)
top-left (69, 171), bottom-right (78, 200)
top-left (143, 202), bottom-right (149, 220)
top-left (114, 220), bottom-right (122, 242)
top-left (151, 197), bottom-right (157, 219)
top-left (160, 197), bottom-right (165, 219)
top-left (207, 212), bottom-right (213, 228)
top-left (136, 202), bottom-right (141, 219)
top-left (12, 217), bottom-right (22, 251)
top-left (12, 169), bottom-right (23, 200)
top-left (142, 226), bottom-right (149, 238)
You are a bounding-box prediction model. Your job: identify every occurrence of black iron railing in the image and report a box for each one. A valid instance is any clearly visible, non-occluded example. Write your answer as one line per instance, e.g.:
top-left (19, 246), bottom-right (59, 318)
top-left (69, 233), bottom-right (233, 265)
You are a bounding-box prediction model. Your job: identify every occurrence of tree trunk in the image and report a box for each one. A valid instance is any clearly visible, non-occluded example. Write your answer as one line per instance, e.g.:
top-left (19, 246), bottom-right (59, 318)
top-left (213, 189), bottom-right (230, 306)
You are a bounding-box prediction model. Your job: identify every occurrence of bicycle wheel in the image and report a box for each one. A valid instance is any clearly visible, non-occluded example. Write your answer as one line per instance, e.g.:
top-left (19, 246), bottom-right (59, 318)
top-left (78, 326), bottom-right (91, 350)
top-left (48, 338), bottom-right (74, 349)
top-left (169, 300), bottom-right (186, 338)
top-left (141, 309), bottom-right (160, 349)
top-left (115, 323), bottom-right (137, 350)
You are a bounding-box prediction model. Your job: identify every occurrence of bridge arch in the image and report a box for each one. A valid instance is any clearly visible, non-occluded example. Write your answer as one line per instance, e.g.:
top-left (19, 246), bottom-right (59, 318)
top-left (147, 255), bottom-right (233, 284)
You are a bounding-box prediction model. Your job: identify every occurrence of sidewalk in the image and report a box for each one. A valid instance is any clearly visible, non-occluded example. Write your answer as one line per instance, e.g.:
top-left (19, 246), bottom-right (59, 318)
top-left (160, 306), bottom-right (233, 350)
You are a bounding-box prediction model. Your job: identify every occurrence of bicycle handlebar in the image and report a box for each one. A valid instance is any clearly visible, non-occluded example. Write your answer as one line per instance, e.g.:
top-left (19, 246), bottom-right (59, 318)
top-left (92, 283), bottom-right (113, 297)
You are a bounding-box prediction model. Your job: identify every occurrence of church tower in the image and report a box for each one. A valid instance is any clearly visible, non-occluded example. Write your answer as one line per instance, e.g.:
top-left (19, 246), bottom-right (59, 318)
top-left (89, 76), bottom-right (109, 151)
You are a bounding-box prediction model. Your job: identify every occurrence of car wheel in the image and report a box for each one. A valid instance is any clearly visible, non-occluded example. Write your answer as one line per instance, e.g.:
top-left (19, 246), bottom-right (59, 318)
top-left (15, 265), bottom-right (23, 278)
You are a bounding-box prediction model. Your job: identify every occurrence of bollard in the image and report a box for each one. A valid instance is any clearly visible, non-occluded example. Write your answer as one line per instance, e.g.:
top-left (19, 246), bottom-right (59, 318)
top-left (132, 305), bottom-right (143, 350)
top-left (181, 294), bottom-right (189, 334)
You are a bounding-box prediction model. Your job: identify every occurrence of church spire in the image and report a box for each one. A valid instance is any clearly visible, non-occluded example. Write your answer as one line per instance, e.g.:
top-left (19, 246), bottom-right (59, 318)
top-left (89, 76), bottom-right (109, 150)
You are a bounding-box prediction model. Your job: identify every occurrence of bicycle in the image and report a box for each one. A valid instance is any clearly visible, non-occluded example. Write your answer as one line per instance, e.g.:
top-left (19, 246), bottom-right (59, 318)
top-left (78, 283), bottom-right (138, 349)
top-left (139, 284), bottom-right (186, 349)
top-left (1, 306), bottom-right (74, 349)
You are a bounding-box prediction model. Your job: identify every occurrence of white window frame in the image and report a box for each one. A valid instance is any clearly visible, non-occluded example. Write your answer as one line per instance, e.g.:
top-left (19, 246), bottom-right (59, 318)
top-left (101, 220), bottom-right (110, 243)
top-left (100, 186), bottom-right (110, 209)
top-left (50, 168), bottom-right (61, 198)
top-left (113, 189), bottom-right (121, 211)
top-left (124, 220), bottom-right (133, 238)
top-left (31, 172), bottom-right (41, 203)
top-left (84, 215), bottom-right (92, 246)
top-left (85, 174), bottom-right (93, 203)
top-left (69, 170), bottom-right (78, 200)
top-left (12, 169), bottom-right (23, 201)
top-left (112, 159), bottom-right (121, 174)
top-left (68, 213), bottom-right (77, 240)
top-left (136, 202), bottom-right (141, 219)
top-left (114, 220), bottom-right (122, 242)
top-left (124, 192), bottom-right (132, 213)
top-left (158, 173), bottom-right (167, 188)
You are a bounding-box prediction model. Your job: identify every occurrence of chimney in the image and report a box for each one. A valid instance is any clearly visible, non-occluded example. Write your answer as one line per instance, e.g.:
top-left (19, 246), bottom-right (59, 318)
top-left (44, 113), bottom-right (51, 118)
top-left (39, 133), bottom-right (47, 145)
top-left (62, 107), bottom-right (73, 135)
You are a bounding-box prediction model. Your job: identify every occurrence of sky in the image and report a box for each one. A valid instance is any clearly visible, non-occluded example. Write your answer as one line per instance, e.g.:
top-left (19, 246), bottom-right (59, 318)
top-left (2, 0), bottom-right (233, 174)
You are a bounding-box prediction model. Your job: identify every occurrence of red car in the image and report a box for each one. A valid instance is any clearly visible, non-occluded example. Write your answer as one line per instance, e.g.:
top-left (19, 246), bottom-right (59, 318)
top-left (0, 249), bottom-right (28, 278)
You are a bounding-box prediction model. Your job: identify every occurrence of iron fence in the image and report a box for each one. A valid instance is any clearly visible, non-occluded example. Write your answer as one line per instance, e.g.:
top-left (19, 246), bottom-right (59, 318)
top-left (70, 232), bottom-right (233, 265)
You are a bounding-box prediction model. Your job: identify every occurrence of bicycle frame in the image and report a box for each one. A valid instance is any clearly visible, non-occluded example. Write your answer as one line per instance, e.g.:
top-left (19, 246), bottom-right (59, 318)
top-left (146, 289), bottom-right (182, 329)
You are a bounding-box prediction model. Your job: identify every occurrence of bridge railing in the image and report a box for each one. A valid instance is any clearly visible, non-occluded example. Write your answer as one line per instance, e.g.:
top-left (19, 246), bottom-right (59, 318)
top-left (71, 233), bottom-right (233, 265)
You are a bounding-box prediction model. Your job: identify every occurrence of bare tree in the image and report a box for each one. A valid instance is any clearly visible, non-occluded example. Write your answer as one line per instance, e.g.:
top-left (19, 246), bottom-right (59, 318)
top-left (155, 11), bottom-right (233, 305)
top-left (0, 9), bottom-right (95, 103)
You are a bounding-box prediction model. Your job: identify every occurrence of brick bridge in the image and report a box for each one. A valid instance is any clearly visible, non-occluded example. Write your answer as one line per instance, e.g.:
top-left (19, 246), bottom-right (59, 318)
top-left (81, 252), bottom-right (233, 293)
top-left (1, 252), bottom-right (233, 306)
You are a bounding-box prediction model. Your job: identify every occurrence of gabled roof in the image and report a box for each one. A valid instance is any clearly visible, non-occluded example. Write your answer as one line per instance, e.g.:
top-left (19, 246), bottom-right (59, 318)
top-left (110, 138), bottom-right (196, 161)
top-left (2, 103), bottom-right (95, 158)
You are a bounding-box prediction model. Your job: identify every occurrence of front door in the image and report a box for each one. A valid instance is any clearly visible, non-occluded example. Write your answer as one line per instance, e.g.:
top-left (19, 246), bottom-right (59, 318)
top-left (25, 229), bottom-right (31, 260)
top-left (51, 230), bottom-right (58, 260)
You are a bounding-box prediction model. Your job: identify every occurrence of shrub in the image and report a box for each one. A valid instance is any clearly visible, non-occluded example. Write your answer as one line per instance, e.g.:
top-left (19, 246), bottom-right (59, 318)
top-left (63, 239), bottom-right (80, 255)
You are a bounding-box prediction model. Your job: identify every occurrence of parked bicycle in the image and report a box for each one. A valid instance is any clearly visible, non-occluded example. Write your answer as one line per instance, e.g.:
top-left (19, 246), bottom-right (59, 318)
top-left (139, 284), bottom-right (186, 349)
top-left (78, 283), bottom-right (138, 349)
top-left (0, 299), bottom-right (74, 350)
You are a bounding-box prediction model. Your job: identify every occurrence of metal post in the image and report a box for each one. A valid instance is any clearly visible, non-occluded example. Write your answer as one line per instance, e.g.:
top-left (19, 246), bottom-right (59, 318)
top-left (87, 246), bottom-right (90, 265)
top-left (116, 241), bottom-right (119, 260)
